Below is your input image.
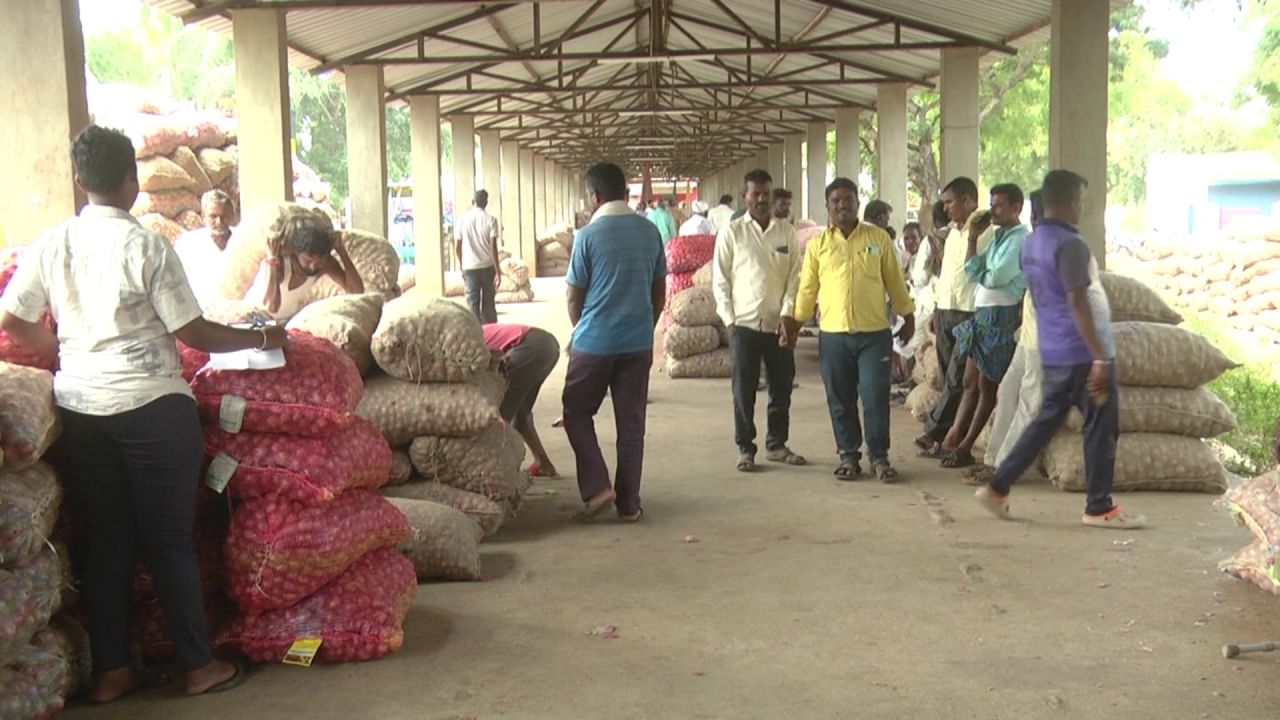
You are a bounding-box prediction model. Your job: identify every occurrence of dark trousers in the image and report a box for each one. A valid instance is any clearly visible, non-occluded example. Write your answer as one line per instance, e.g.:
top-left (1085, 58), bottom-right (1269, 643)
top-left (59, 394), bottom-right (210, 672)
top-left (463, 265), bottom-right (498, 324)
top-left (562, 348), bottom-right (652, 516)
top-left (730, 327), bottom-right (795, 455)
top-left (501, 328), bottom-right (560, 434)
top-left (924, 309), bottom-right (974, 441)
top-left (991, 363), bottom-right (1118, 516)
top-left (819, 330), bottom-right (893, 463)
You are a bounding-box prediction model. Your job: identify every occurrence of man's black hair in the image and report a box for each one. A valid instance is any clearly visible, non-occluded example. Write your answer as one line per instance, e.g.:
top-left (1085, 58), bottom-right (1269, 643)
top-left (1029, 189), bottom-right (1045, 221)
top-left (864, 199), bottom-right (892, 221)
top-left (585, 163), bottom-right (628, 201)
top-left (989, 183), bottom-right (1025, 208)
top-left (474, 189), bottom-right (489, 207)
top-left (942, 176), bottom-right (979, 201)
top-left (772, 188), bottom-right (793, 200)
top-left (825, 177), bottom-right (858, 201)
top-left (903, 221), bottom-right (922, 236)
top-left (743, 169), bottom-right (772, 187)
top-left (71, 125), bottom-right (137, 194)
top-left (201, 189), bottom-right (236, 213)
top-left (1041, 170), bottom-right (1088, 209)
top-left (719, 194), bottom-right (734, 205)
top-left (931, 199), bottom-right (949, 229)
top-left (291, 222), bottom-right (334, 257)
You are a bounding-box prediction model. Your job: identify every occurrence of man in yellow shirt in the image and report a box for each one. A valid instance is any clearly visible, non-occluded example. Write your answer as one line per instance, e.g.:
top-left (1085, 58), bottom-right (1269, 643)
top-left (783, 178), bottom-right (915, 482)
top-left (916, 176), bottom-right (986, 456)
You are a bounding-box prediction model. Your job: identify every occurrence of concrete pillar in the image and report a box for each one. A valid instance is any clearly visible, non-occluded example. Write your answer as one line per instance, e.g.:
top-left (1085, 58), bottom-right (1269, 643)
top-left (835, 107), bottom-right (861, 181)
top-left (940, 46), bottom-right (981, 186)
top-left (478, 130), bottom-right (501, 242)
top-left (876, 83), bottom-right (909, 227)
top-left (783, 135), bottom-right (803, 202)
top-left (500, 140), bottom-right (521, 257)
top-left (767, 143), bottom-right (785, 186)
top-left (533, 154), bottom-right (547, 234)
top-left (451, 115), bottom-right (476, 223)
top-left (233, 9), bottom-right (293, 208)
top-left (518, 148), bottom-right (537, 272)
top-left (344, 65), bottom-right (387, 238)
top-left (550, 162), bottom-right (562, 225)
top-left (409, 95), bottom-right (445, 296)
top-left (806, 121), bottom-right (828, 223)
top-left (1051, 0), bottom-right (1110, 265)
top-left (1, 0), bottom-right (89, 247)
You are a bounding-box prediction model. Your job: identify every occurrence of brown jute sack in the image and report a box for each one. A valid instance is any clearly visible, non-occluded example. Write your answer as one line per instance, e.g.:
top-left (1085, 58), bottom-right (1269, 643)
top-left (386, 450), bottom-right (413, 486)
top-left (1220, 539), bottom-right (1280, 596)
top-left (138, 156), bottom-right (195, 193)
top-left (131, 190), bottom-right (200, 219)
top-left (0, 364), bottom-right (58, 470)
top-left (138, 213), bottom-right (185, 243)
top-left (1064, 385), bottom-right (1236, 438)
top-left (384, 498), bottom-right (483, 582)
top-left (371, 296), bottom-right (489, 383)
top-left (905, 384), bottom-right (940, 423)
top-left (1044, 432), bottom-right (1228, 493)
top-left (1112, 321), bottom-right (1237, 389)
top-left (667, 348), bottom-right (732, 378)
top-left (168, 147), bottom-right (212, 195)
top-left (382, 482), bottom-right (506, 538)
top-left (669, 286), bottom-right (721, 327)
top-left (286, 293), bottom-right (384, 374)
top-left (496, 288), bottom-right (535, 304)
top-left (1101, 272), bottom-right (1183, 324)
top-left (357, 372), bottom-right (503, 445)
top-left (1221, 471), bottom-right (1280, 549)
top-left (217, 202), bottom-right (332, 299)
top-left (0, 463), bottom-right (60, 567)
top-left (408, 422), bottom-right (528, 502)
top-left (693, 262), bottom-right (713, 288)
top-left (665, 324), bottom-right (721, 360)
top-left (307, 230), bottom-right (400, 302)
top-left (196, 147), bottom-right (235, 186)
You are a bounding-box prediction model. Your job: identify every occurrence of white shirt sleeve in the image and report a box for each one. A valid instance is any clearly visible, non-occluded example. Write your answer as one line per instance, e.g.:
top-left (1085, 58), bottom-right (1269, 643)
top-left (712, 224), bottom-right (735, 327)
top-left (144, 236), bottom-right (203, 333)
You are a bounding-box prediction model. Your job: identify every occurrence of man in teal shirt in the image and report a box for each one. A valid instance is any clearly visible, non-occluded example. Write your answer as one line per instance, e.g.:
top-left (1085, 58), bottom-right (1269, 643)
top-left (935, 184), bottom-right (1030, 469)
top-left (646, 198), bottom-right (677, 245)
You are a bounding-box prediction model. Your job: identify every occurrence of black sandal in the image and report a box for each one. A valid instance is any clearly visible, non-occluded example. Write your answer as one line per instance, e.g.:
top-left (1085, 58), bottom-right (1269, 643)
top-left (833, 460), bottom-right (862, 482)
top-left (940, 449), bottom-right (976, 469)
top-left (916, 443), bottom-right (945, 459)
top-left (872, 460), bottom-right (899, 484)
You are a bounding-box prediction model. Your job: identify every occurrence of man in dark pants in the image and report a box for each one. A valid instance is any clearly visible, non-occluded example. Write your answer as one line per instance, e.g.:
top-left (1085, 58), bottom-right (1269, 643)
top-left (713, 169), bottom-right (805, 472)
top-left (485, 323), bottom-right (561, 477)
top-left (563, 162), bottom-right (667, 523)
top-left (916, 177), bottom-right (984, 457)
top-left (785, 178), bottom-right (915, 483)
top-left (454, 189), bottom-right (502, 323)
top-left (976, 170), bottom-right (1146, 529)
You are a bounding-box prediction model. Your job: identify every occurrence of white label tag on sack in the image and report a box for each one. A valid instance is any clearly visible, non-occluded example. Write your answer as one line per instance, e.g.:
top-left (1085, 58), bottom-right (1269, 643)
top-left (205, 453), bottom-right (239, 494)
top-left (219, 394), bottom-right (246, 434)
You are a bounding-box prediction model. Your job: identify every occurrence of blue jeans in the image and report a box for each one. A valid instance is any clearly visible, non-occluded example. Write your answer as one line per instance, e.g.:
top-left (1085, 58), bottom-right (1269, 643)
top-left (991, 362), bottom-right (1118, 516)
top-left (819, 330), bottom-right (893, 464)
top-left (463, 265), bottom-right (497, 324)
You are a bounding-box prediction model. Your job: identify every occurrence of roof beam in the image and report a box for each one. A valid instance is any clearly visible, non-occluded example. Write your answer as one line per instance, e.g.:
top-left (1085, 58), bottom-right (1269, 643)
top-left (312, 4), bottom-right (512, 74)
top-left (459, 101), bottom-right (859, 116)
top-left (182, 0), bottom-right (570, 24)
top-left (804, 0), bottom-right (1017, 54)
top-left (418, 76), bottom-right (893, 95)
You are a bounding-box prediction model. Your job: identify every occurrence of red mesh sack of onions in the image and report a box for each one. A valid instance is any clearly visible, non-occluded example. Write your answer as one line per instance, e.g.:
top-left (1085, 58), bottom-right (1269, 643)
top-left (665, 270), bottom-right (695, 302)
top-left (188, 331), bottom-right (362, 437)
top-left (224, 489), bottom-right (410, 611)
top-left (0, 251), bottom-right (57, 372)
top-left (220, 547), bottom-right (415, 663)
top-left (665, 234), bottom-right (716, 273)
top-left (205, 416), bottom-right (391, 505)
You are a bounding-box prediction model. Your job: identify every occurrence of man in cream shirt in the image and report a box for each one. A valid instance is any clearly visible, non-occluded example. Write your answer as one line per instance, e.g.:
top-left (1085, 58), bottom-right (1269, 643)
top-left (713, 169), bottom-right (806, 473)
top-left (174, 190), bottom-right (236, 309)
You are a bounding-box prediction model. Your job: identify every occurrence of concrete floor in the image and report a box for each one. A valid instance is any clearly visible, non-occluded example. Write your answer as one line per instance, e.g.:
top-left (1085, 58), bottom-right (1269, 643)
top-left (67, 278), bottom-right (1280, 720)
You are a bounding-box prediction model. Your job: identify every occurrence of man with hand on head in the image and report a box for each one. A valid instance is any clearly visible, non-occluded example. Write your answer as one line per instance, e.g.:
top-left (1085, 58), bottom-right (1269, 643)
top-left (714, 170), bottom-right (805, 473)
top-left (785, 178), bottom-right (914, 483)
top-left (249, 221), bottom-right (363, 323)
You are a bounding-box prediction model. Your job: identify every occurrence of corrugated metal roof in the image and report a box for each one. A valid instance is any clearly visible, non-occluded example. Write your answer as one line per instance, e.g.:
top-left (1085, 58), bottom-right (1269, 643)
top-left (140, 0), bottom-right (1125, 174)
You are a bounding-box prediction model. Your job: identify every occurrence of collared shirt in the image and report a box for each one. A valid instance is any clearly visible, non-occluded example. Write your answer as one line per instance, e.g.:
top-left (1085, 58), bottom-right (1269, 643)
top-left (247, 260), bottom-right (318, 322)
top-left (174, 226), bottom-right (230, 310)
top-left (1, 205), bottom-right (202, 416)
top-left (965, 223), bottom-right (1029, 307)
top-left (794, 222), bottom-right (915, 334)
top-left (454, 205), bottom-right (500, 270)
top-left (566, 200), bottom-right (667, 355)
top-left (708, 204), bottom-right (735, 232)
top-left (1021, 218), bottom-right (1114, 365)
top-left (646, 207), bottom-right (677, 244)
top-left (712, 214), bottom-right (802, 332)
top-left (934, 209), bottom-right (992, 313)
top-left (678, 214), bottom-right (715, 237)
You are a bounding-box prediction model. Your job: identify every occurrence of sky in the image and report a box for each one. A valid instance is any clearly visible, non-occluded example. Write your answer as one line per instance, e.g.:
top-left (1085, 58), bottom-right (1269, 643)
top-left (77, 0), bottom-right (1261, 102)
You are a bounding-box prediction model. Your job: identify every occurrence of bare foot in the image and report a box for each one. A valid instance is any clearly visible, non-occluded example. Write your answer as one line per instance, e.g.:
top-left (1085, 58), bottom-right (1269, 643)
top-left (533, 461), bottom-right (559, 478)
top-left (90, 668), bottom-right (141, 704)
top-left (184, 659), bottom-right (240, 695)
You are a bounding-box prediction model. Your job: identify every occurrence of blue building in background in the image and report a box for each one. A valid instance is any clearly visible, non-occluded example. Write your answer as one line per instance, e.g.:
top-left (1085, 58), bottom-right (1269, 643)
top-left (1147, 152), bottom-right (1280, 238)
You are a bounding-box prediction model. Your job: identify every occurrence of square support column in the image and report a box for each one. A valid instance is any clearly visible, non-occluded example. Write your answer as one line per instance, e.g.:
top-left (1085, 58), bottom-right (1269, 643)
top-left (478, 130), bottom-right (501, 241)
top-left (768, 143), bottom-right (785, 186)
top-left (519, 148), bottom-right (537, 272)
top-left (941, 47), bottom-right (981, 185)
top-left (451, 115), bottom-right (475, 223)
top-left (1051, 0), bottom-right (1110, 265)
top-left (550, 161), bottom-right (562, 225)
top-left (1, 0), bottom-right (89, 246)
top-left (835, 107), bottom-right (861, 181)
top-left (344, 65), bottom-right (387, 238)
top-left (410, 95), bottom-right (445, 296)
top-left (876, 83), bottom-right (909, 228)
top-left (533, 154), bottom-right (547, 235)
top-left (500, 140), bottom-right (521, 256)
top-left (806, 121), bottom-right (828, 224)
top-left (783, 135), bottom-right (804, 202)
top-left (233, 9), bottom-right (293, 209)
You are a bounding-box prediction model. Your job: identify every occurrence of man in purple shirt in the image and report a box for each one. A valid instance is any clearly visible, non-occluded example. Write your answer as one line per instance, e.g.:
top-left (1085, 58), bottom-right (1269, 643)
top-left (975, 170), bottom-right (1146, 530)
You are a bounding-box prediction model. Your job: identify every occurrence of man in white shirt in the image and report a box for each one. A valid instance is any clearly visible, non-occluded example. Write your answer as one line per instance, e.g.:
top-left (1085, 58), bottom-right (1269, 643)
top-left (678, 200), bottom-right (715, 236)
top-left (453, 189), bottom-right (502, 323)
top-left (709, 194), bottom-right (736, 231)
top-left (174, 190), bottom-right (236, 309)
top-left (713, 169), bottom-right (806, 472)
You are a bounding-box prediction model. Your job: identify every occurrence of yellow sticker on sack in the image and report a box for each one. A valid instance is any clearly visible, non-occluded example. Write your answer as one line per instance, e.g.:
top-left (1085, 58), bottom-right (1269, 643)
top-left (282, 637), bottom-right (323, 667)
